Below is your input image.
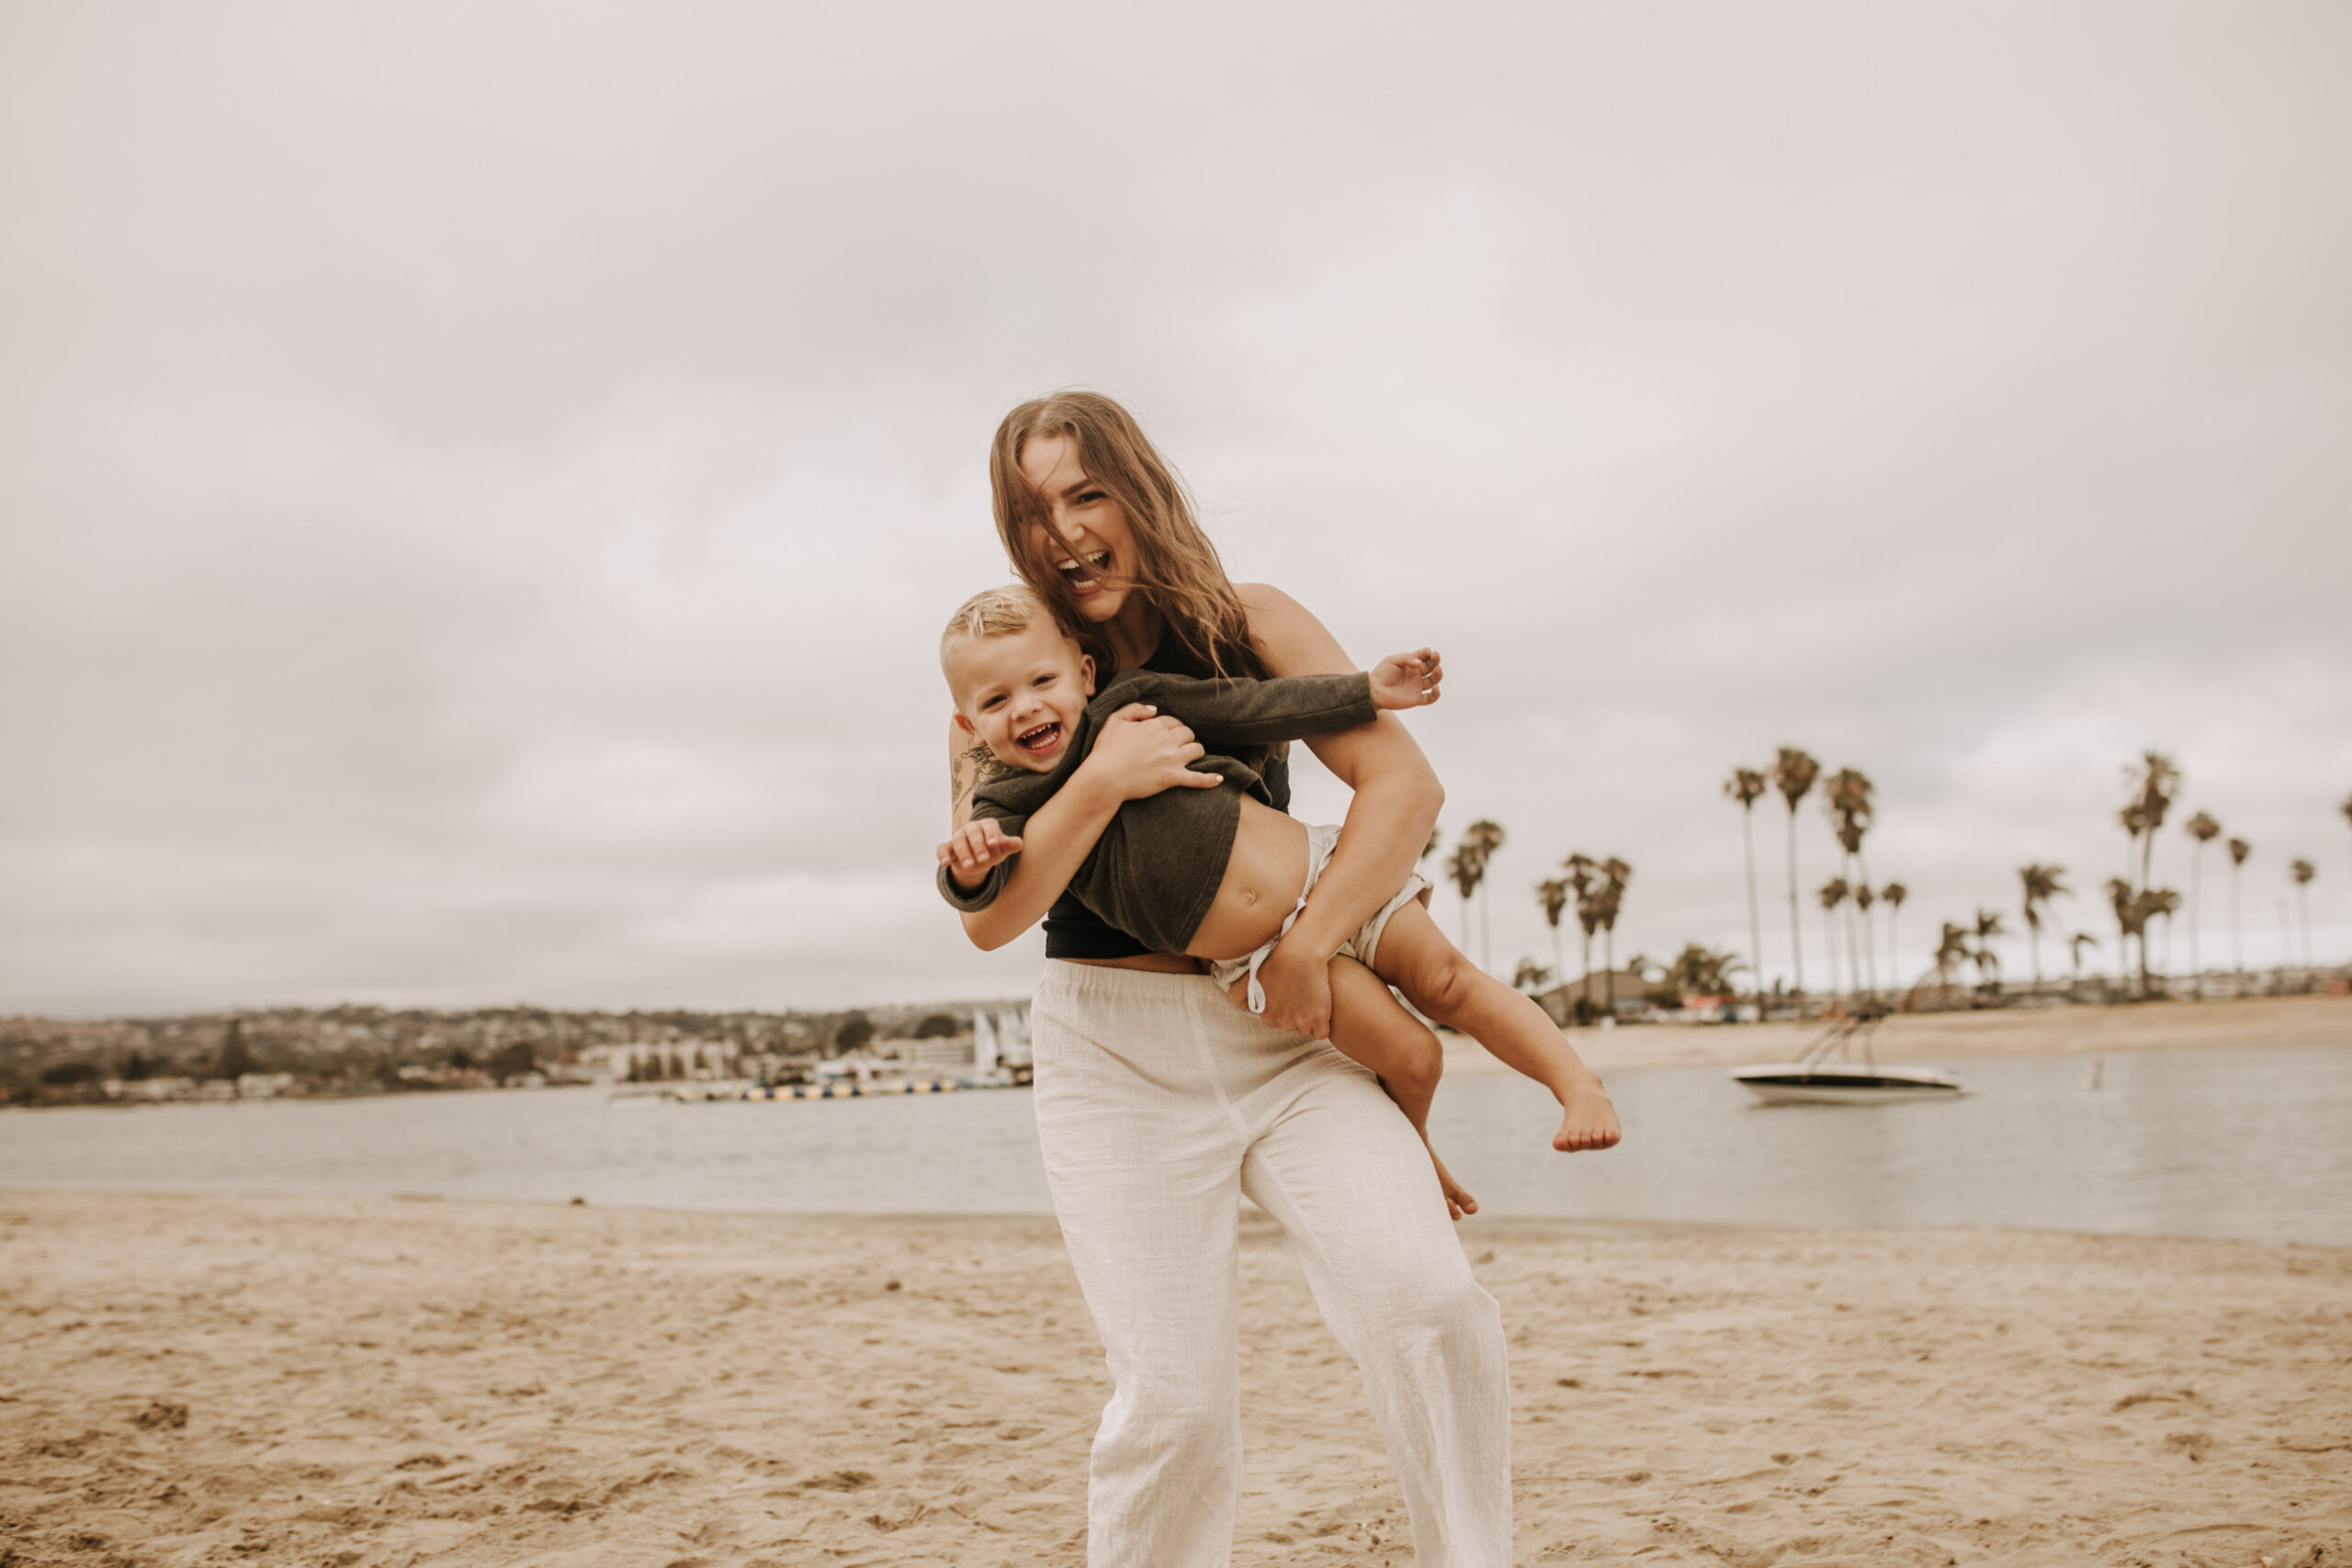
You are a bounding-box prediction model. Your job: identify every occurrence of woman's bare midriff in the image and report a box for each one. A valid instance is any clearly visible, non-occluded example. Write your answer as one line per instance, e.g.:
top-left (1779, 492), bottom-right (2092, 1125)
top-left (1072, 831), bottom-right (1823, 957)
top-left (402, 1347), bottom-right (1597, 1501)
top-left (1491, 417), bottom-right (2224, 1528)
top-left (1063, 952), bottom-right (1204, 974)
top-left (1185, 796), bottom-right (1311, 962)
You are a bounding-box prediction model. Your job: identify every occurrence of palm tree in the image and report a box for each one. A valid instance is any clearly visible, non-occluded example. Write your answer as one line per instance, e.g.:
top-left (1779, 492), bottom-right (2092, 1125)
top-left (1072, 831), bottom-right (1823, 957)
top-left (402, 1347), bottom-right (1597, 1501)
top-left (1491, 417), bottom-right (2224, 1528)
top-left (1421, 826), bottom-right (1442, 865)
top-left (1565, 853), bottom-right (1600, 1013)
top-left (1597, 857), bottom-right (1631, 1013)
top-left (2290, 859), bottom-right (2316, 971)
top-left (2183, 812), bottom-right (2221, 998)
top-left (1445, 843), bottom-right (1485, 957)
top-left (2341, 794), bottom-right (2352, 885)
top-left (1817, 878), bottom-right (1850, 1004)
top-left (1933, 920), bottom-right (1972, 995)
top-left (2107, 876), bottom-right (2152, 998)
top-left (1852, 882), bottom-right (1878, 999)
top-left (1463, 819), bottom-right (1507, 971)
top-left (1824, 767), bottom-right (1875, 997)
top-left (1511, 958), bottom-right (1555, 994)
top-left (2145, 887), bottom-right (2183, 993)
top-left (1973, 908), bottom-right (2007, 996)
top-left (1771, 748), bottom-right (1821, 1005)
top-left (1882, 881), bottom-right (1908, 989)
top-left (1665, 942), bottom-right (1746, 999)
top-left (2069, 931), bottom-right (2098, 990)
top-left (1622, 952), bottom-right (1659, 998)
top-left (1573, 894), bottom-right (1604, 1019)
top-left (1536, 877), bottom-right (1571, 987)
top-left (1724, 766), bottom-right (1770, 1020)
top-left (2125, 750), bottom-right (2181, 894)
top-left (2226, 837), bottom-right (2251, 984)
top-left (2018, 863), bottom-right (2069, 995)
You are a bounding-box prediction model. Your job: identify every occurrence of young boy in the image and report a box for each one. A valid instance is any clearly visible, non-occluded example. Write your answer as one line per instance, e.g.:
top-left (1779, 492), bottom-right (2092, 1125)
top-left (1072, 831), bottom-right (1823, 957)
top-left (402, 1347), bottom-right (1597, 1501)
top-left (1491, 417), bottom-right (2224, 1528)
top-left (936, 585), bottom-right (1619, 1217)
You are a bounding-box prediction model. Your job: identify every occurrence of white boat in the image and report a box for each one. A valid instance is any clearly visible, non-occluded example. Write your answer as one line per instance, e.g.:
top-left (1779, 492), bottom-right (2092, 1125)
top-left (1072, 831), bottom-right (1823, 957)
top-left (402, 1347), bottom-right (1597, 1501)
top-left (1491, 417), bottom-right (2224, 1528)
top-left (1730, 1062), bottom-right (1965, 1104)
top-left (1731, 1009), bottom-right (1966, 1104)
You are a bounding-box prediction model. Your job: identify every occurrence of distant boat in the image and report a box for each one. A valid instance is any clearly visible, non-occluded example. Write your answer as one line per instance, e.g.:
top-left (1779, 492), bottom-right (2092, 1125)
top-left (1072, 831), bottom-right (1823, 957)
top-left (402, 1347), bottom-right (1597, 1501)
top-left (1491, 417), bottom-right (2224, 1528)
top-left (1730, 1062), bottom-right (1965, 1103)
top-left (1732, 1007), bottom-right (1966, 1105)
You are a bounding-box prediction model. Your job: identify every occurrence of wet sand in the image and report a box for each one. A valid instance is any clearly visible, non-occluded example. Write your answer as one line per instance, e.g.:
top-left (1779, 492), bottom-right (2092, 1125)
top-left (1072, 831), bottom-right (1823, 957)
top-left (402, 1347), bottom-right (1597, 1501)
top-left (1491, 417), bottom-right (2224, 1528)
top-left (3, 1190), bottom-right (2346, 1567)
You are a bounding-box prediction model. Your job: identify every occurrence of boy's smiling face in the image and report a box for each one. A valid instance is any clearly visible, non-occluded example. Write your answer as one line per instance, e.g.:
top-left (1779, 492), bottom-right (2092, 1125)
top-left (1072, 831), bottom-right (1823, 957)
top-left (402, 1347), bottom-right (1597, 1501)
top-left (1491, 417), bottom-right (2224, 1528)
top-left (949, 619), bottom-right (1096, 773)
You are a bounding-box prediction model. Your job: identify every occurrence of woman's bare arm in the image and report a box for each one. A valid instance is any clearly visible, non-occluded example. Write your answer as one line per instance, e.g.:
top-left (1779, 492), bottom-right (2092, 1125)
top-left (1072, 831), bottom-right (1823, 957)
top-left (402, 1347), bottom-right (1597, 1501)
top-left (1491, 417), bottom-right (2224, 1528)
top-left (1239, 583), bottom-right (1445, 1040)
top-left (943, 707), bottom-right (1219, 952)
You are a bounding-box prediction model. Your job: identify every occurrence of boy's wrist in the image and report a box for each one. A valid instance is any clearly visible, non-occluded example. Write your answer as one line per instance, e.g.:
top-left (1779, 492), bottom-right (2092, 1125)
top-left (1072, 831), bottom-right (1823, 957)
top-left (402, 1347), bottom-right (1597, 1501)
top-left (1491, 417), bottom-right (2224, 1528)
top-left (1276, 905), bottom-right (1348, 964)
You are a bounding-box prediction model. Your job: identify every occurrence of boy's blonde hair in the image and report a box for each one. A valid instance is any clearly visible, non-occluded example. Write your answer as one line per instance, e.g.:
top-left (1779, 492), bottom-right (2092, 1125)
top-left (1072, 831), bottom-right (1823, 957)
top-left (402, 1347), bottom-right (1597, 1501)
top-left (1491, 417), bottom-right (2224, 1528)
top-left (940, 584), bottom-right (1059, 705)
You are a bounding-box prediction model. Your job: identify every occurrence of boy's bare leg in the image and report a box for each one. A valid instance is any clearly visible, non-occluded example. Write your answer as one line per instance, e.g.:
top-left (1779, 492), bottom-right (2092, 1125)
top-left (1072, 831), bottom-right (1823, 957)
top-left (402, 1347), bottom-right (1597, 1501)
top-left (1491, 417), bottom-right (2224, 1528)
top-left (1371, 900), bottom-right (1622, 1152)
top-left (1227, 955), bottom-right (1478, 1219)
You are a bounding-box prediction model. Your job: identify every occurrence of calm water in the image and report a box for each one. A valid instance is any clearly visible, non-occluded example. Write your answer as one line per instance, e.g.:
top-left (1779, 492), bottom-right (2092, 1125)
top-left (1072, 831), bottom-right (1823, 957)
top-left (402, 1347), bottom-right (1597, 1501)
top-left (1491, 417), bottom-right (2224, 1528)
top-left (4, 1043), bottom-right (2347, 1245)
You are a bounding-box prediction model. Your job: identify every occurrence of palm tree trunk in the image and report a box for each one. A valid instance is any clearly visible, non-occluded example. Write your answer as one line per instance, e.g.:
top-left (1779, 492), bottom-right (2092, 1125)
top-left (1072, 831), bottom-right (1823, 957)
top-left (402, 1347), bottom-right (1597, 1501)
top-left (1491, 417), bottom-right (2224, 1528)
top-left (1854, 852), bottom-right (1877, 1000)
top-left (1741, 808), bottom-right (1764, 1022)
top-left (2029, 919), bottom-right (2042, 993)
top-left (1480, 883), bottom-right (1493, 975)
top-left (1822, 901), bottom-right (1841, 1007)
top-left (2230, 863), bottom-right (2243, 985)
top-left (1550, 921), bottom-right (1564, 988)
top-left (1579, 930), bottom-right (1595, 1016)
top-left (2189, 845), bottom-right (2205, 999)
top-left (1602, 928), bottom-right (1616, 1017)
top-left (1856, 905), bottom-right (1873, 999)
top-left (1784, 809), bottom-right (1805, 1007)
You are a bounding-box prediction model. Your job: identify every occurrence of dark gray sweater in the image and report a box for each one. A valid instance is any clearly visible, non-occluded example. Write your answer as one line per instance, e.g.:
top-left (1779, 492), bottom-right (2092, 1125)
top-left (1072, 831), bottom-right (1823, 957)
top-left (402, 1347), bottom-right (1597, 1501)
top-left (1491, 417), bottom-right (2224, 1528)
top-left (938, 668), bottom-right (1377, 954)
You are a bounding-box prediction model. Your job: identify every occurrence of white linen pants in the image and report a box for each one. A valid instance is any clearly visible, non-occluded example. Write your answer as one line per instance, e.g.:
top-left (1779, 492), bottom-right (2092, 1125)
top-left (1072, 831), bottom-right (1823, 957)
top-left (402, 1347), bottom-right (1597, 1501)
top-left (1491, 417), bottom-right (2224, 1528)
top-left (1030, 960), bottom-right (1512, 1568)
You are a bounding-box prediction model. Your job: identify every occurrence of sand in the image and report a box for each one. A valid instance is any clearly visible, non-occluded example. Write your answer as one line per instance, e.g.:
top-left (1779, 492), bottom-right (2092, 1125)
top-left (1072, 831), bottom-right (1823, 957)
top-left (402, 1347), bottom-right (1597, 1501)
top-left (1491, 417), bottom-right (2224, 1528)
top-left (3, 1190), bottom-right (2346, 1568)
top-left (1461, 992), bottom-right (2352, 1077)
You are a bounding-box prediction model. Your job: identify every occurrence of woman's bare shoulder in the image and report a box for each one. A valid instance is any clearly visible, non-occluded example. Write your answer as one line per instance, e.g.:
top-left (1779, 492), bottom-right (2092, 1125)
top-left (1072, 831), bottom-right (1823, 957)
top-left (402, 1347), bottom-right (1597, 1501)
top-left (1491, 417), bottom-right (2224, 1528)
top-left (1235, 581), bottom-right (1351, 677)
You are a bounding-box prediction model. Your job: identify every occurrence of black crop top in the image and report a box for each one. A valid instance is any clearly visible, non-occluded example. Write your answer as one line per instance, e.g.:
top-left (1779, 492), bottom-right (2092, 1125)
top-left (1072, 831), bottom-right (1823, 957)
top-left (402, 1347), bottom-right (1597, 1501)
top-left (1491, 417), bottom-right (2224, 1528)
top-left (1043, 634), bottom-right (1295, 959)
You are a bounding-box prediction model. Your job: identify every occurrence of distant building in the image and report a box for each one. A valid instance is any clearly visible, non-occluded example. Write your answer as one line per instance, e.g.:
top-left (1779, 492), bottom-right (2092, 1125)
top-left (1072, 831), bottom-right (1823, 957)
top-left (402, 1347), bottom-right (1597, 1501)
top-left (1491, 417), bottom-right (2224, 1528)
top-left (1534, 971), bottom-right (1658, 1026)
top-left (584, 1041), bottom-right (744, 1083)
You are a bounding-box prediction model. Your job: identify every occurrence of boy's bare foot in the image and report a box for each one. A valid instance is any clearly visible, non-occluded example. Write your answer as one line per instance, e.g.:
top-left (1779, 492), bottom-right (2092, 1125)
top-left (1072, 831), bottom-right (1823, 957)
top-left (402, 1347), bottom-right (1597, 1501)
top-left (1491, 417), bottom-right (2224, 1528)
top-left (1554, 1077), bottom-right (1622, 1153)
top-left (1429, 1148), bottom-right (1478, 1221)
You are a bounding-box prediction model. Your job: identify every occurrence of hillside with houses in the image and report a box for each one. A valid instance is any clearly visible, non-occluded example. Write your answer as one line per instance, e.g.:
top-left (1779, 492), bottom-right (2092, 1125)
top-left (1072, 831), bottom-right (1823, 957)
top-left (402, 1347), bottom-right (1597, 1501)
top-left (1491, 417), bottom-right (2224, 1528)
top-left (0, 1001), bottom-right (1022, 1107)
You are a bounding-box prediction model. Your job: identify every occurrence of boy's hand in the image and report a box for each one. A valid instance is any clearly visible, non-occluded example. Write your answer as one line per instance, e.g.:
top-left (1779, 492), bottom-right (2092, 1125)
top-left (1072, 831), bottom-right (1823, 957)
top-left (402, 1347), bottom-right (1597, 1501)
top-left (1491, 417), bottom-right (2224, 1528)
top-left (938, 819), bottom-right (1024, 888)
top-left (1254, 938), bottom-right (1335, 1040)
top-left (1370, 648), bottom-right (1442, 711)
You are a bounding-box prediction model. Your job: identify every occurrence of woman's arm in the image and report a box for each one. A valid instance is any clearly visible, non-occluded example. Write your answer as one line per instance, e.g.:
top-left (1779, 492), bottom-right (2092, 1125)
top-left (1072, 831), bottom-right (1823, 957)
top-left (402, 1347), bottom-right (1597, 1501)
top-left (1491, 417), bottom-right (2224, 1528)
top-left (944, 706), bottom-right (1220, 951)
top-left (1239, 583), bottom-right (1445, 1040)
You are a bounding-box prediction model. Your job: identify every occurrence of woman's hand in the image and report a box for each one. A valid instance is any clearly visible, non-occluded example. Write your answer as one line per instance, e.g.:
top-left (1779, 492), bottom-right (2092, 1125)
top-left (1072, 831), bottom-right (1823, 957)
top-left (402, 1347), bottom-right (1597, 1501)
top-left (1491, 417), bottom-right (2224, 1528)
top-left (1253, 938), bottom-right (1336, 1041)
top-left (938, 819), bottom-right (1023, 887)
top-left (1370, 648), bottom-right (1443, 711)
top-left (1080, 703), bottom-right (1223, 800)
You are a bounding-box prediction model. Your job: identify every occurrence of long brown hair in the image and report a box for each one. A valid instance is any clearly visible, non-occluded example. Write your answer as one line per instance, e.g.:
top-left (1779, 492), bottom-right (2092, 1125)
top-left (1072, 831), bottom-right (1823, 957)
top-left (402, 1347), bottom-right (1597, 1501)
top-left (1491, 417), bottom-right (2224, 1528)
top-left (989, 390), bottom-right (1268, 680)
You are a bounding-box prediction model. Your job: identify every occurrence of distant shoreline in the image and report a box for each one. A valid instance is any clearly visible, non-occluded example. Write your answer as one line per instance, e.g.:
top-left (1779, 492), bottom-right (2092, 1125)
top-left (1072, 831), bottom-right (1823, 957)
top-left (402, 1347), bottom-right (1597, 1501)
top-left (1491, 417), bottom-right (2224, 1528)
top-left (1455, 990), bottom-right (2352, 1075)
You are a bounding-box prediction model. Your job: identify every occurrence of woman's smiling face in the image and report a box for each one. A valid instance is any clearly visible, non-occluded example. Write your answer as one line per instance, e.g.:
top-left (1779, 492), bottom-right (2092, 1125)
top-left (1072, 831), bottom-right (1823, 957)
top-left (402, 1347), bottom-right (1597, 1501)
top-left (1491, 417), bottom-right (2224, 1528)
top-left (1016, 433), bottom-right (1138, 626)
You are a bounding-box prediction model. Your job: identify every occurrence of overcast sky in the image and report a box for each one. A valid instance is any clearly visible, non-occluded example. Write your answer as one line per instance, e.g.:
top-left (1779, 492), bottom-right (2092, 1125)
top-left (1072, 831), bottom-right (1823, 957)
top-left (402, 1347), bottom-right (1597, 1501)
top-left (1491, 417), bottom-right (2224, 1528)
top-left (5, 2), bottom-right (2348, 1019)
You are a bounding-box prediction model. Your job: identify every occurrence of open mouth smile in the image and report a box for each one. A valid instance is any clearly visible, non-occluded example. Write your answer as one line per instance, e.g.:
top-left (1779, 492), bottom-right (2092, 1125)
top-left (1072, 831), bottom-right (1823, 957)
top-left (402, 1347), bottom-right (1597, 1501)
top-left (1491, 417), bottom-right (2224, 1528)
top-left (1057, 550), bottom-right (1113, 592)
top-left (1015, 720), bottom-right (1063, 755)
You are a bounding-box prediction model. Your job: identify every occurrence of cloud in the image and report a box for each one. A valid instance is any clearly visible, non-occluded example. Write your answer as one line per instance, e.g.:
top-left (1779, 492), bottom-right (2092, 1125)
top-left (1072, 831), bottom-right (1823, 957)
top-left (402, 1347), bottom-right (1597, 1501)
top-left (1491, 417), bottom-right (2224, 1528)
top-left (2, 2), bottom-right (2347, 1014)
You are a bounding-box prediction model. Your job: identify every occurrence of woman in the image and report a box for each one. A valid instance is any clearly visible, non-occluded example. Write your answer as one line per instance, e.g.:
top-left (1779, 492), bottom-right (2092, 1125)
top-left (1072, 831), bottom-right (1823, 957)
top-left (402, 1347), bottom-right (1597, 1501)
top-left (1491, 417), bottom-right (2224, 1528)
top-left (946, 391), bottom-right (1512, 1567)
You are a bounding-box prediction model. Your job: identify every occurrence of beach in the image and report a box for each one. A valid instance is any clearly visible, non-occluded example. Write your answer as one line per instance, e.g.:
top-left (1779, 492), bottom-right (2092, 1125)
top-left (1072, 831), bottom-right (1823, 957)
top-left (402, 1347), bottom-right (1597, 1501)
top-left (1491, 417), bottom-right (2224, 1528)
top-left (3, 1189), bottom-right (2346, 1567)
top-left (1466, 992), bottom-right (2352, 1076)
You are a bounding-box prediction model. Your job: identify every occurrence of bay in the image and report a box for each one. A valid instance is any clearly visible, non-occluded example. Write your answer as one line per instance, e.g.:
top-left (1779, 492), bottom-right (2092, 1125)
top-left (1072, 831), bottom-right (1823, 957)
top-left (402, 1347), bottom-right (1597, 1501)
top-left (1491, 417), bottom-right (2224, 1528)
top-left (3, 1043), bottom-right (2346, 1246)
